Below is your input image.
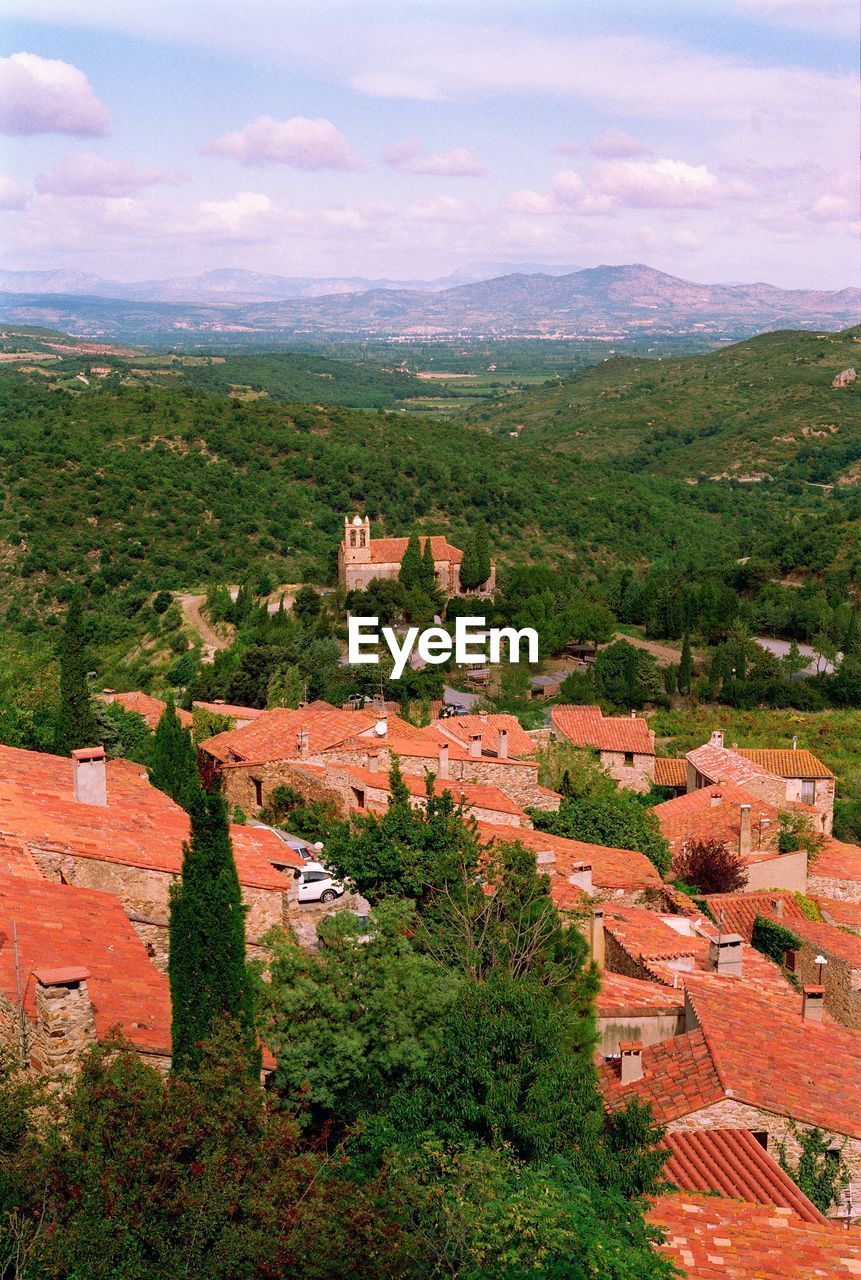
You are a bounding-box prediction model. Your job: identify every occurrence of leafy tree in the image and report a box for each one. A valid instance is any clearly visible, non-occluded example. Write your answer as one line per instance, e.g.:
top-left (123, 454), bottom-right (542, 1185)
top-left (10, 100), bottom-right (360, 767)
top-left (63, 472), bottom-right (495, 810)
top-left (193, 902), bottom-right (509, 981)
top-left (152, 589), bottom-right (172, 615)
top-left (533, 791), bottom-right (671, 877)
top-left (399, 534), bottom-right (423, 591)
top-left (678, 632), bottom-right (693, 694)
top-left (593, 640), bottom-right (663, 710)
top-left (266, 664), bottom-right (304, 708)
top-left (169, 788), bottom-right (255, 1073)
top-left (777, 809), bottom-right (823, 860)
top-left (150, 696), bottom-right (202, 812)
top-left (473, 524), bottom-right (491, 587)
top-left (292, 584), bottom-right (321, 622)
top-left (93, 700), bottom-right (153, 765)
top-left (671, 838), bottom-right (748, 895)
top-left (782, 639), bottom-right (809, 680)
top-left (420, 537), bottom-right (437, 594)
top-left (53, 588), bottom-right (98, 755)
top-left (777, 1123), bottom-right (850, 1215)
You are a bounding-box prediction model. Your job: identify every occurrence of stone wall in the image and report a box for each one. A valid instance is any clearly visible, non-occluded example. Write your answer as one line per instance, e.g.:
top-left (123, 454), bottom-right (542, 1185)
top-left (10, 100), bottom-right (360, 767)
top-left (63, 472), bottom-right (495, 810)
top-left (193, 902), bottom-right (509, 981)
top-left (0, 990), bottom-right (171, 1078)
top-left (808, 872), bottom-right (861, 904)
top-left (793, 943), bottom-right (861, 1030)
top-left (784, 776), bottom-right (835, 835)
top-left (599, 750), bottom-right (655, 793)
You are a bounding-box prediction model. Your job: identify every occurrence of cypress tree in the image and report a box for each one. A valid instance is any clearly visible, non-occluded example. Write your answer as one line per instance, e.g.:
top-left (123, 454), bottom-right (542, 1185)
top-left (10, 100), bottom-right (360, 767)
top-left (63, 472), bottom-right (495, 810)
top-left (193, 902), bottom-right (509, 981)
top-left (398, 534), bottom-right (422, 591)
top-left (678, 632), bottom-right (693, 694)
top-left (473, 524), bottom-right (491, 587)
top-left (420, 537), bottom-right (437, 594)
top-left (169, 787), bottom-right (254, 1072)
top-left (150, 697), bottom-right (202, 812)
top-left (54, 588), bottom-right (98, 756)
top-left (459, 533), bottom-right (479, 592)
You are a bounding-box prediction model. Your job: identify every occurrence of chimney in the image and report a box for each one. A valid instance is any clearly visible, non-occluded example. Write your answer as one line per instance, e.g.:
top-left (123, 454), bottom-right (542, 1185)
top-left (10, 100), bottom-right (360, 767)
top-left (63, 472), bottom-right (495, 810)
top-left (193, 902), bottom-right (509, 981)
top-left (630, 709), bottom-right (637, 719)
top-left (368, 751), bottom-right (382, 773)
top-left (708, 933), bottom-right (744, 977)
top-left (710, 790), bottom-right (723, 807)
top-left (771, 896), bottom-right (784, 919)
top-left (792, 735), bottom-right (798, 751)
top-left (710, 729), bottom-right (724, 749)
top-left (32, 967), bottom-right (96, 1075)
top-left (479, 710), bottom-right (488, 723)
top-left (469, 733), bottom-right (482, 759)
top-left (589, 907), bottom-right (605, 969)
top-left (438, 742), bottom-right (449, 779)
top-left (296, 729), bottom-right (310, 756)
top-left (72, 746), bottom-right (107, 807)
top-left (497, 728), bottom-right (509, 760)
top-left (536, 849), bottom-right (556, 867)
top-left (568, 862), bottom-right (593, 894)
top-left (802, 985), bottom-right (825, 1022)
top-left (739, 804), bottom-right (752, 857)
top-left (100, 688), bottom-right (116, 702)
top-left (619, 1040), bottom-right (644, 1085)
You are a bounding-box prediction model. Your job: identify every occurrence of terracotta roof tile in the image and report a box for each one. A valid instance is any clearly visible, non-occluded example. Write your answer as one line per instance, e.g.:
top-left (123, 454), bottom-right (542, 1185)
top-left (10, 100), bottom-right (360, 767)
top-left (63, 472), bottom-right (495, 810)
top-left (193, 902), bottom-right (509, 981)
top-left (653, 782), bottom-right (815, 854)
top-left (0, 744), bottom-right (295, 891)
top-left (790, 915), bottom-right (861, 968)
top-left (654, 757), bottom-right (688, 788)
top-left (599, 1029), bottom-right (725, 1124)
top-left (737, 748), bottom-right (833, 780)
top-left (192, 700), bottom-right (265, 721)
top-left (97, 691), bottom-right (193, 731)
top-left (475, 822), bottom-right (662, 892)
top-left (701, 892), bottom-right (807, 941)
top-left (368, 535), bottom-right (462, 565)
top-left (649, 1192), bottom-right (861, 1278)
top-left (0, 871), bottom-right (171, 1056)
top-left (659, 1129), bottom-right (827, 1224)
top-left (551, 704), bottom-right (654, 755)
top-left (810, 835), bottom-right (861, 882)
top-left (433, 713), bottom-right (536, 759)
top-left (201, 701), bottom-right (376, 763)
top-left (336, 765), bottom-right (528, 820)
top-left (687, 744), bottom-right (778, 787)
top-left (818, 897), bottom-right (861, 932)
top-left (596, 971), bottom-right (685, 1018)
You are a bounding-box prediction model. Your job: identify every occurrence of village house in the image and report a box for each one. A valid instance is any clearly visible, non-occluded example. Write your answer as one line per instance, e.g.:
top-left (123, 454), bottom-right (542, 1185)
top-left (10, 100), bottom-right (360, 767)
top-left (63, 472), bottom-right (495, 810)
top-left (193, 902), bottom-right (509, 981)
top-left (550, 704), bottom-right (655, 791)
top-left (316, 761), bottom-right (531, 828)
top-left (338, 514), bottom-right (495, 596)
top-left (431, 711), bottom-right (537, 759)
top-left (685, 731), bottom-right (834, 834)
top-left (0, 743), bottom-right (301, 968)
top-left (192, 699), bottom-right (265, 730)
top-left (805, 833), bottom-right (861, 903)
top-left (0, 871), bottom-right (172, 1076)
top-left (97, 689), bottom-right (193, 731)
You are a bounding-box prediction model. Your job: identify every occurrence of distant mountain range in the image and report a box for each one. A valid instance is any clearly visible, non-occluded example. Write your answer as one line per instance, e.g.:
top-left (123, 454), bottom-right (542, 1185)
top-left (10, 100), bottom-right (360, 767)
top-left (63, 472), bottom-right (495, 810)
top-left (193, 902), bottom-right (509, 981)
top-left (1, 264), bottom-right (857, 343)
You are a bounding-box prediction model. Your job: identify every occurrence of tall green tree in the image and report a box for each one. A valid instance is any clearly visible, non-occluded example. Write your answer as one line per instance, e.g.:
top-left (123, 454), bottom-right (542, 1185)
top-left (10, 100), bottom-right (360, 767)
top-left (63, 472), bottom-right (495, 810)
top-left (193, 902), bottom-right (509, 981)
top-left (169, 789), bottom-right (255, 1073)
top-left (678, 632), bottom-right (693, 694)
top-left (53, 588), bottom-right (98, 756)
top-left (420, 537), bottom-right (437, 594)
top-left (473, 523), bottom-right (491, 587)
top-left (399, 534), bottom-right (423, 591)
top-left (458, 533), bottom-right (480, 592)
top-left (150, 696), bottom-right (202, 812)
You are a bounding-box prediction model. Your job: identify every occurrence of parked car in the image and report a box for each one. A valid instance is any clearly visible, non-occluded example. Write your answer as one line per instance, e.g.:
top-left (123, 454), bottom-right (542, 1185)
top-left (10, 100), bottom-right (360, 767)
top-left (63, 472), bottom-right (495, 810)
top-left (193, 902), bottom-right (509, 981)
top-left (297, 862), bottom-right (345, 904)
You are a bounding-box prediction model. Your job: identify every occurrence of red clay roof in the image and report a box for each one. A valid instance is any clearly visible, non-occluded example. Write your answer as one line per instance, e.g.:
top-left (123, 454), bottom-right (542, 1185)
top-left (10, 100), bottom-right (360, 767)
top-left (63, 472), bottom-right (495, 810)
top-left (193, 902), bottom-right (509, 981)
top-left (818, 896), bottom-right (861, 931)
top-left (599, 1028), bottom-right (725, 1124)
top-left (98, 690), bottom-right (193, 731)
top-left (337, 765), bottom-right (529, 820)
top-left (201, 701), bottom-right (376, 763)
top-left (653, 781), bottom-right (804, 853)
top-left (810, 835), bottom-right (861, 882)
top-left (368, 534), bottom-right (462, 565)
top-left (649, 1192), bottom-right (861, 1279)
top-left (434, 713), bottom-right (536, 759)
top-left (475, 822), bottom-right (662, 892)
top-left (659, 1129), bottom-right (827, 1224)
top-left (596, 970), bottom-right (685, 1018)
top-left (193, 700), bottom-right (265, 721)
top-left (0, 744), bottom-right (295, 890)
top-left (737, 748), bottom-right (833, 779)
top-left (701, 892), bottom-right (807, 941)
top-left (551, 704), bottom-right (654, 755)
top-left (654, 757), bottom-right (687, 788)
top-left (685, 974), bottom-right (861, 1138)
top-left (0, 871), bottom-right (171, 1056)
top-left (790, 915), bottom-right (861, 968)
top-left (687, 744), bottom-right (779, 788)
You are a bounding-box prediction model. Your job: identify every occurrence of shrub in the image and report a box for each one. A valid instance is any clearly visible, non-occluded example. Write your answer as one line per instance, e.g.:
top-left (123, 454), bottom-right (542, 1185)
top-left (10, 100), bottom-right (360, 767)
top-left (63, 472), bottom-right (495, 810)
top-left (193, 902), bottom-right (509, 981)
top-left (671, 838), bottom-right (748, 895)
top-left (152, 590), bottom-right (172, 615)
top-left (751, 914), bottom-right (803, 965)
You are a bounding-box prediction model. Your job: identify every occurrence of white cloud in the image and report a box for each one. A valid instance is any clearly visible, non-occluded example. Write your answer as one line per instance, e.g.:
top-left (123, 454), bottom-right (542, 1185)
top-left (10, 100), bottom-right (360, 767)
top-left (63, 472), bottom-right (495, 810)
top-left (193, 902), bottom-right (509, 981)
top-left (593, 157), bottom-right (723, 208)
top-left (406, 195), bottom-right (473, 223)
top-left (590, 129), bottom-right (649, 159)
top-left (35, 153), bottom-right (178, 197)
top-left (202, 115), bottom-right (361, 170)
top-left (505, 189), bottom-right (556, 215)
top-left (0, 176), bottom-right (29, 210)
top-left (383, 140), bottom-right (485, 176)
top-left (197, 191), bottom-right (277, 234)
top-left (0, 52), bottom-right (109, 136)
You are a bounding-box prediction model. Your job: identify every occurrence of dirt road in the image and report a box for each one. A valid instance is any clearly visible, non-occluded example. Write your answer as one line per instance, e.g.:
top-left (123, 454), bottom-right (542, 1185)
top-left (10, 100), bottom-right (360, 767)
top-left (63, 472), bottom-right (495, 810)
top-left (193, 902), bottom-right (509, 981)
top-left (177, 593), bottom-right (234, 662)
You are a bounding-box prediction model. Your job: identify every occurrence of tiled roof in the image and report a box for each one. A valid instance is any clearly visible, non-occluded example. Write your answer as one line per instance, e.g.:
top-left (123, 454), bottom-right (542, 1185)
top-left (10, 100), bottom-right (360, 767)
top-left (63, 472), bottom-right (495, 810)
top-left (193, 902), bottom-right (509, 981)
top-left (474, 822), bottom-right (662, 891)
top-left (790, 915), bottom-right (861, 968)
top-left (687, 743), bottom-right (779, 788)
top-left (810, 835), bottom-right (861, 882)
top-left (654, 757), bottom-right (687, 788)
top-left (653, 781), bottom-right (793, 852)
top-left (98, 690), bottom-right (193, 731)
top-left (596, 970), bottom-right (685, 1018)
top-left (368, 534), bottom-right (462, 565)
top-left (192, 700), bottom-right (265, 721)
top-left (737, 748), bottom-right (833, 780)
top-left (551, 704), bottom-right (654, 755)
top-left (0, 871), bottom-right (171, 1056)
top-left (659, 1129), bottom-right (827, 1224)
top-left (649, 1192), bottom-right (861, 1279)
top-left (0, 744), bottom-right (295, 891)
top-left (337, 765), bottom-right (528, 819)
top-left (700, 892), bottom-right (807, 941)
top-left (685, 974), bottom-right (861, 1138)
top-left (818, 897), bottom-right (861, 932)
top-left (433, 713), bottom-right (536, 758)
top-left (604, 904), bottom-right (699, 964)
top-left (0, 833), bottom-right (42, 879)
top-left (201, 701), bottom-right (377, 763)
top-left (599, 1029), bottom-right (725, 1124)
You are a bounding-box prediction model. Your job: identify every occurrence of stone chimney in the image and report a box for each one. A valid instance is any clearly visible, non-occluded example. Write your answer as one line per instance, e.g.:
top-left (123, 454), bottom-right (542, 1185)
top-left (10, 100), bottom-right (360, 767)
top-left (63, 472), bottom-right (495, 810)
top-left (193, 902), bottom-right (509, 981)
top-left (438, 742), bottom-right (449, 779)
top-left (771, 896), bottom-right (784, 919)
top-left (802, 985), bottom-right (825, 1022)
top-left (568, 862), bottom-right (593, 894)
top-left (72, 746), bottom-right (107, 808)
top-left (739, 804), bottom-right (752, 857)
top-left (708, 933), bottom-right (744, 977)
top-left (100, 688), bottom-right (115, 702)
top-left (497, 728), bottom-right (509, 760)
top-left (32, 967), bottom-right (97, 1075)
top-left (710, 729), bottom-right (724, 749)
top-left (630, 709), bottom-right (637, 719)
top-left (589, 907), bottom-right (605, 969)
top-left (536, 849), bottom-right (556, 868)
top-left (296, 729), bottom-right (310, 756)
top-left (469, 733), bottom-right (482, 759)
top-left (619, 1040), bottom-right (644, 1085)
top-left (710, 790), bottom-right (723, 807)
top-left (368, 751), bottom-right (382, 773)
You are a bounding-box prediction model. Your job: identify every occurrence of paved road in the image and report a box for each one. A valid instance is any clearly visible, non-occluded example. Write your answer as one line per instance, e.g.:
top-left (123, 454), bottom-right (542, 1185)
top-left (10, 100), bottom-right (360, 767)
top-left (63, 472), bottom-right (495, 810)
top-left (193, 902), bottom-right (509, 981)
top-left (755, 636), bottom-right (836, 678)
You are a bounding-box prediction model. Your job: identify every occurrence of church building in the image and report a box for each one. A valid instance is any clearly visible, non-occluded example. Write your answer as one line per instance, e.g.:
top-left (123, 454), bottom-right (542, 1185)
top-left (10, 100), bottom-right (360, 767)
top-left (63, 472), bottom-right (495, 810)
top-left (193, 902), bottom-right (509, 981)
top-left (338, 515), bottom-right (495, 597)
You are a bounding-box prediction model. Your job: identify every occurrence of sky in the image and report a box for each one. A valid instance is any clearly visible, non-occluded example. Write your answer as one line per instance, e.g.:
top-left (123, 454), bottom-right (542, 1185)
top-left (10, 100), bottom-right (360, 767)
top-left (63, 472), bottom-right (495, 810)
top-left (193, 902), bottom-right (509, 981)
top-left (1, 0), bottom-right (859, 288)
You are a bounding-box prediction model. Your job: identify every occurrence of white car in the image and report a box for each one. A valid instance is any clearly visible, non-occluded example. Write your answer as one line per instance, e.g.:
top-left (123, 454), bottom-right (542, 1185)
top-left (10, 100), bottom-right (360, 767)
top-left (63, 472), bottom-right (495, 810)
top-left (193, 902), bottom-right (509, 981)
top-left (297, 861), bottom-right (345, 904)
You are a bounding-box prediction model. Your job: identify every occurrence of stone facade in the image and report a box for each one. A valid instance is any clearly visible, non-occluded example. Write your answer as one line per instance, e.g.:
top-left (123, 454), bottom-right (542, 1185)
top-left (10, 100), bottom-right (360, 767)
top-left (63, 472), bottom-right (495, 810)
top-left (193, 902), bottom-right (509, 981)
top-left (808, 872), bottom-right (861, 903)
top-left (743, 849), bottom-right (808, 893)
top-left (598, 749), bottom-right (655, 793)
top-left (783, 775), bottom-right (835, 836)
top-left (792, 942), bottom-right (861, 1030)
top-left (338, 515), bottom-right (495, 597)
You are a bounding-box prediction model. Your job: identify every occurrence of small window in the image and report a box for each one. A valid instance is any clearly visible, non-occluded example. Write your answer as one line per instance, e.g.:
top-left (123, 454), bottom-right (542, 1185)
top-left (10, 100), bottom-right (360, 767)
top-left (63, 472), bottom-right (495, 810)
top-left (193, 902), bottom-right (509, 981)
top-left (349, 530), bottom-right (356, 547)
top-left (784, 949), bottom-right (797, 972)
top-left (751, 1131), bottom-right (768, 1150)
top-left (624, 753), bottom-right (634, 768)
top-left (253, 778), bottom-right (263, 807)
top-left (801, 780), bottom-right (815, 805)
top-left (359, 531), bottom-right (366, 547)
top-left (350, 786), bottom-right (366, 810)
